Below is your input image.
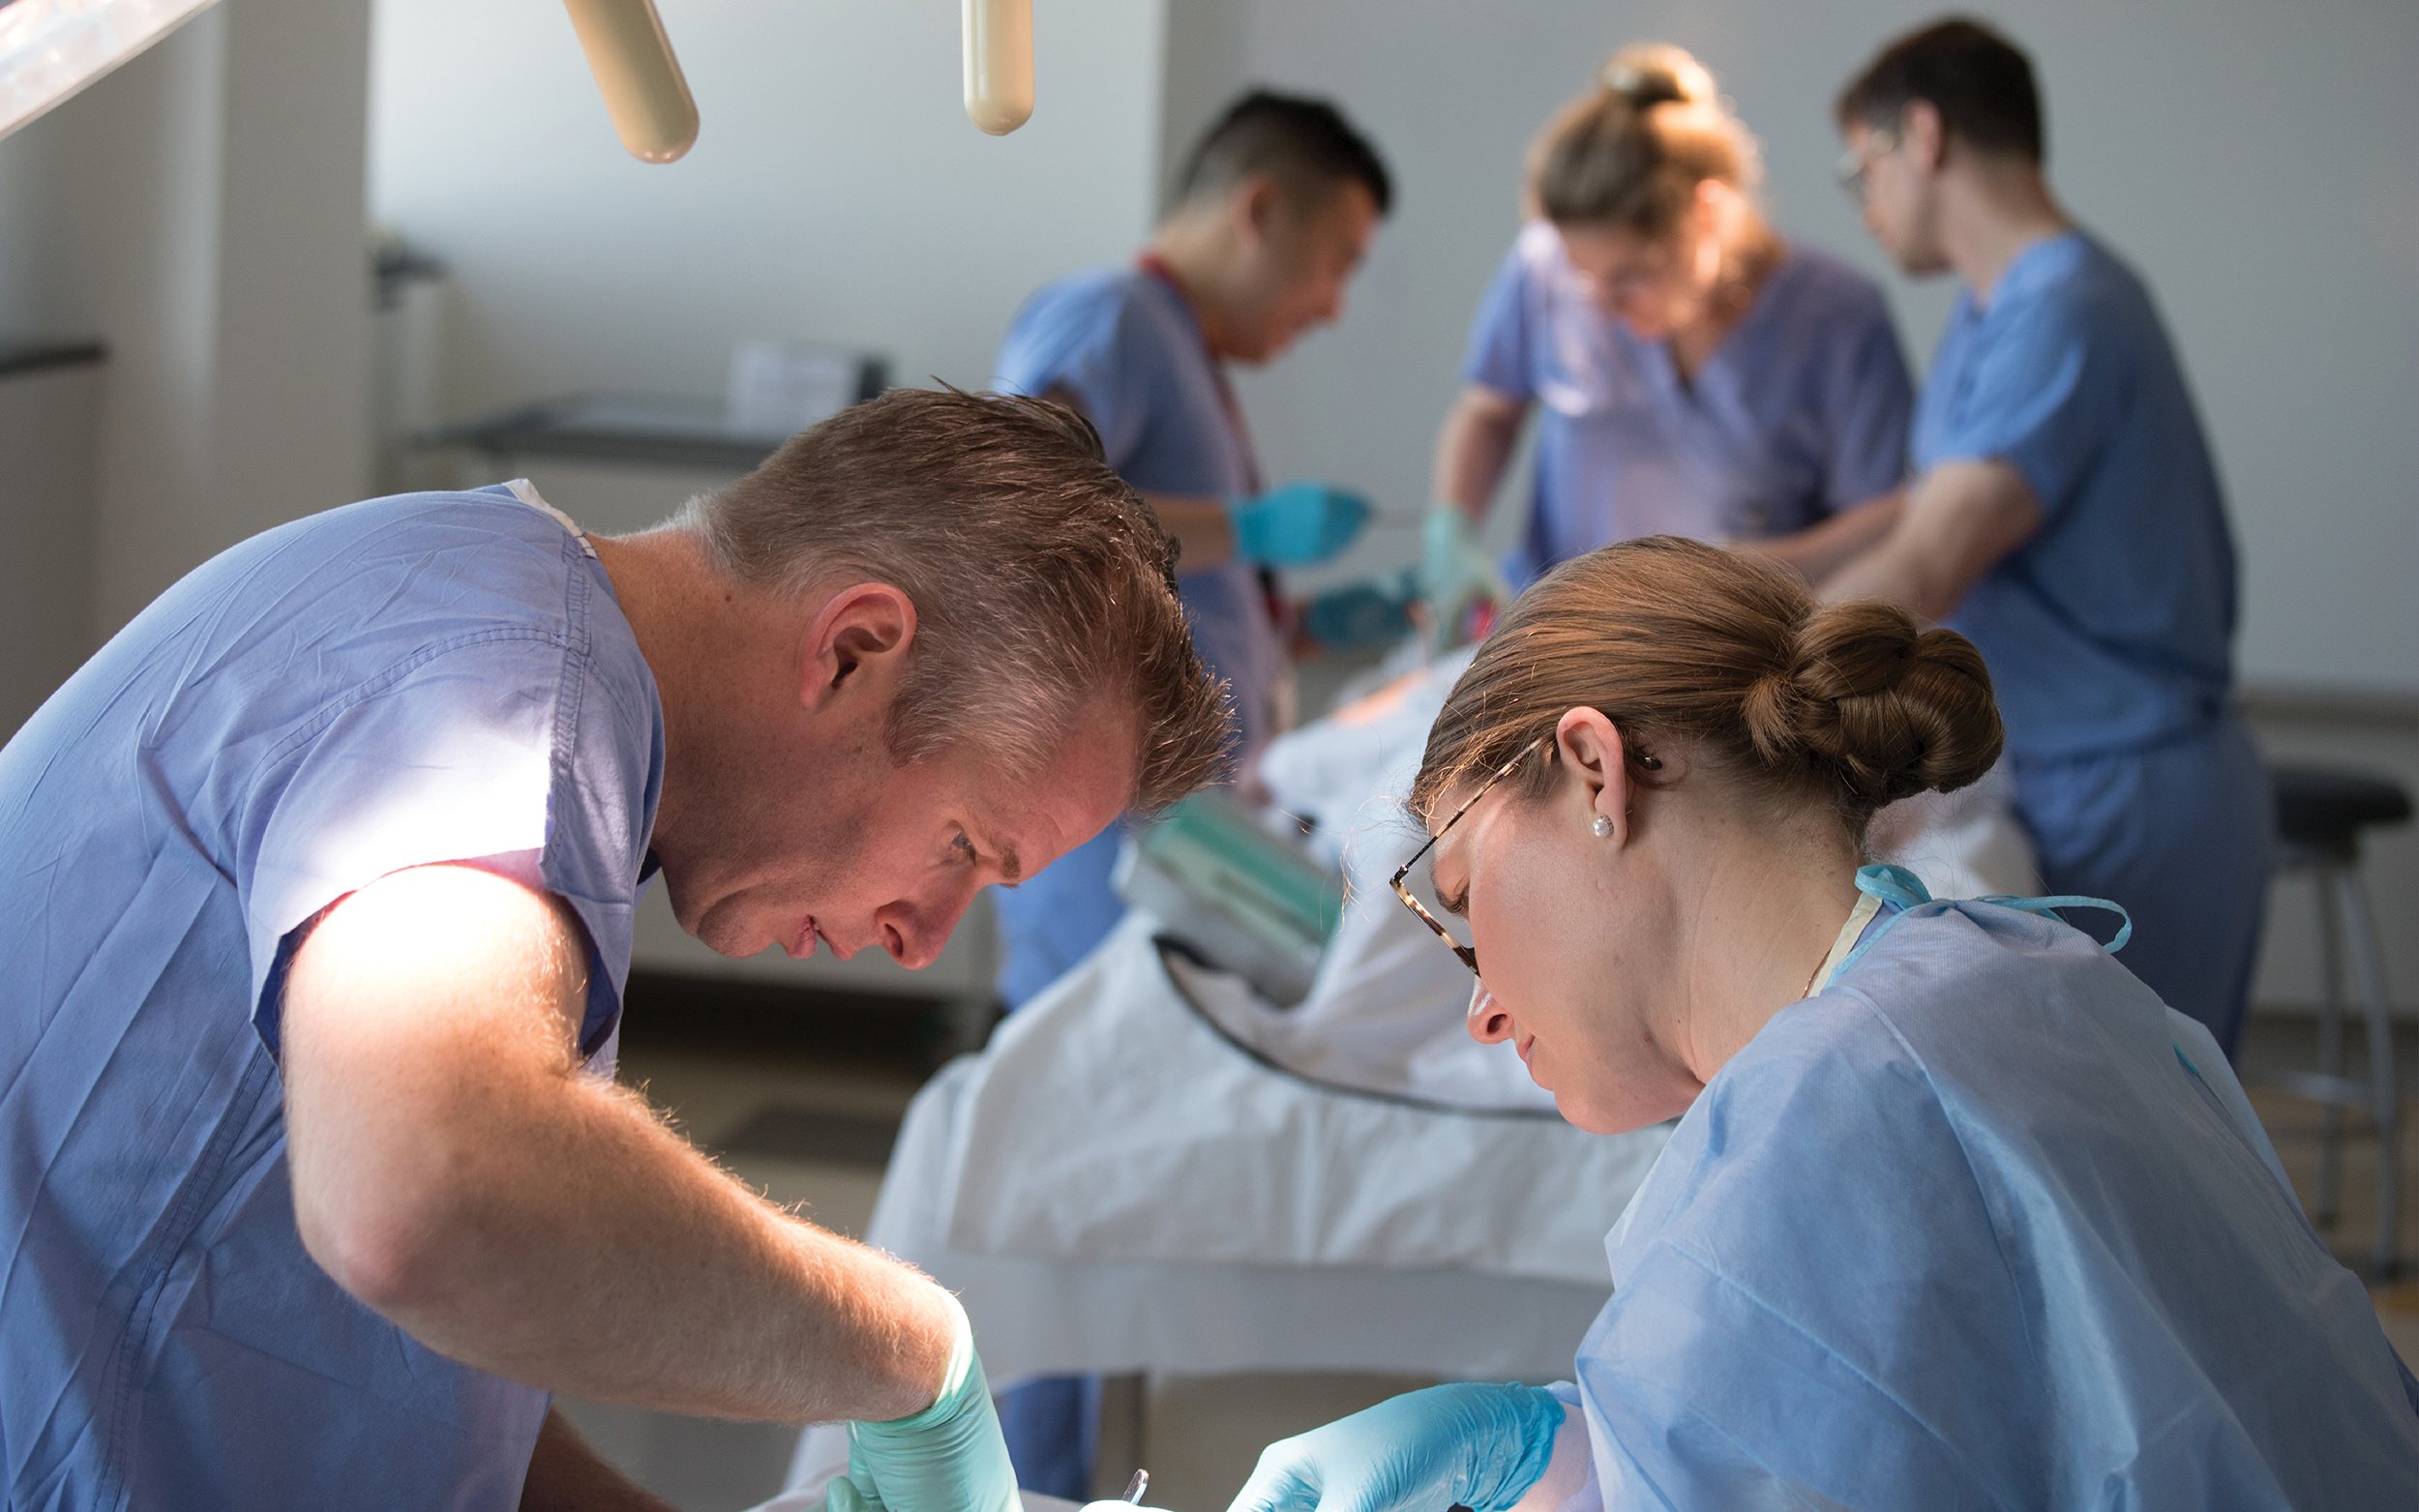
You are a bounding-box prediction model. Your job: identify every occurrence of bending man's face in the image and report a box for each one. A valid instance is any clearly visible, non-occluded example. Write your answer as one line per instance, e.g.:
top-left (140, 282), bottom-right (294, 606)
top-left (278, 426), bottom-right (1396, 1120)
top-left (664, 700), bottom-right (1135, 969)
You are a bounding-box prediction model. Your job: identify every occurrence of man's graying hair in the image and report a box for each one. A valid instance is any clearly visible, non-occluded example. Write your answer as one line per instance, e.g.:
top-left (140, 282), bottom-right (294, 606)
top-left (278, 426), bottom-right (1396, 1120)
top-left (681, 387), bottom-right (1233, 811)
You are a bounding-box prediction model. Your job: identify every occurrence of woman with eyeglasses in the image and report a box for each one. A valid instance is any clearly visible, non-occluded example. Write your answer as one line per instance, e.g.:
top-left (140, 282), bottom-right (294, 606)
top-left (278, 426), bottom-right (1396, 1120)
top-left (1420, 44), bottom-right (1914, 642)
top-left (1234, 539), bottom-right (2419, 1511)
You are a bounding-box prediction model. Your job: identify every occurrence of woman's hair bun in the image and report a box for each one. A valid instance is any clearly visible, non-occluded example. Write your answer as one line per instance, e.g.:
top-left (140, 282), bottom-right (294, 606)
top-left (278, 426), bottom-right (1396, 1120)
top-left (1599, 43), bottom-right (1716, 110)
top-left (1741, 598), bottom-right (2004, 812)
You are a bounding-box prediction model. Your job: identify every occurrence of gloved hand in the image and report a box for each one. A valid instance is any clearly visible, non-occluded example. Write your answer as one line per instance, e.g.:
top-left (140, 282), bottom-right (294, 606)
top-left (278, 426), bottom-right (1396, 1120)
top-left (1302, 571), bottom-right (1419, 651)
top-left (1227, 1382), bottom-right (1564, 1512)
top-left (823, 1291), bottom-right (1018, 1512)
top-left (1418, 506), bottom-right (1513, 654)
top-left (1226, 482), bottom-right (1373, 566)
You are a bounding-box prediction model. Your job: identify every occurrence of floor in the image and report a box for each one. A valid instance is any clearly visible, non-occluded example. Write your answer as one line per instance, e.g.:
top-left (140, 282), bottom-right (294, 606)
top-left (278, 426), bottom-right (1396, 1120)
top-left (561, 996), bottom-right (2419, 1512)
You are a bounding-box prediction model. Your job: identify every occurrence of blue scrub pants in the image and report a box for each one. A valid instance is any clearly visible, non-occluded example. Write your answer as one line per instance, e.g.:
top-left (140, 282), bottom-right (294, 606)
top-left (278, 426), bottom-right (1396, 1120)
top-left (2012, 715), bottom-right (2274, 1056)
top-left (990, 825), bottom-right (1128, 1010)
top-left (987, 825), bottom-right (1129, 1495)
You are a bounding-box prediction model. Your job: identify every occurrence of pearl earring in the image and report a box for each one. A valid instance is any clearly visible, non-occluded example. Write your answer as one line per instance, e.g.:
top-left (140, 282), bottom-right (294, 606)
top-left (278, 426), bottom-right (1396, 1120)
top-left (1592, 814), bottom-right (1614, 838)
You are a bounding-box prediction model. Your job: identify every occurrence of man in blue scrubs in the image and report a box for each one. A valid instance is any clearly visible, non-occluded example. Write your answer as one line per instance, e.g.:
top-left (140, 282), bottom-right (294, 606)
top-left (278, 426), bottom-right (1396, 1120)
top-left (1770, 19), bottom-right (2271, 1054)
top-left (985, 91), bottom-right (1390, 1496)
top-left (0, 390), bottom-right (1230, 1511)
top-left (988, 93), bottom-right (1389, 1008)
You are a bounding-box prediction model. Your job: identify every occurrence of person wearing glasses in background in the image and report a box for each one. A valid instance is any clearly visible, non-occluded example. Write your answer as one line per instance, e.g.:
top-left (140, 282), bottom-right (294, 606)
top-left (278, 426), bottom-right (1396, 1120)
top-left (1421, 43), bottom-right (1914, 645)
top-left (1231, 537), bottom-right (2419, 1511)
top-left (1743, 18), bottom-right (2271, 1057)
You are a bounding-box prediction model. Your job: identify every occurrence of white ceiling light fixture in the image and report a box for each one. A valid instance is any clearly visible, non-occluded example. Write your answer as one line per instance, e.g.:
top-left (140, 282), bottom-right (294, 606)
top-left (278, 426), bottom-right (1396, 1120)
top-left (963, 0), bottom-right (1031, 136)
top-left (0, 0), bottom-right (219, 140)
top-left (562, 0), bottom-right (697, 163)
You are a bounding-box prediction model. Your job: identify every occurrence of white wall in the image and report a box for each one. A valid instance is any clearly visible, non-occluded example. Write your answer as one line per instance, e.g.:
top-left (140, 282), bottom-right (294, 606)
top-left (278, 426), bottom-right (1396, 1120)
top-left (368, 0), bottom-right (1168, 419)
top-left (0, 0), bottom-right (373, 639)
top-left (1173, 0), bottom-right (2419, 696)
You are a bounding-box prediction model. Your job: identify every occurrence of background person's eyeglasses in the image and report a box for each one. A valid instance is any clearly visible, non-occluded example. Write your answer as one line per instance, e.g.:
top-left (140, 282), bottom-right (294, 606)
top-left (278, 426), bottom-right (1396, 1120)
top-left (1389, 735), bottom-right (1550, 980)
top-left (1835, 127), bottom-right (1899, 203)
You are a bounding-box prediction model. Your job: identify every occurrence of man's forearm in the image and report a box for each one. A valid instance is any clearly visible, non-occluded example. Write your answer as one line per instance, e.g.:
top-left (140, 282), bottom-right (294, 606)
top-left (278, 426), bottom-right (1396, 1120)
top-left (284, 866), bottom-right (953, 1427)
top-left (1434, 390), bottom-right (1524, 517)
top-left (362, 1064), bottom-right (952, 1422)
top-left (1732, 490), bottom-right (1904, 585)
top-left (1143, 489), bottom-right (1237, 571)
top-left (1817, 460), bottom-right (2044, 622)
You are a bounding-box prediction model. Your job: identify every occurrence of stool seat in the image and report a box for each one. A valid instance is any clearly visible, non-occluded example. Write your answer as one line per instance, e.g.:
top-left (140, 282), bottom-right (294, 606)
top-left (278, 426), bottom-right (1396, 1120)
top-left (2272, 764), bottom-right (2412, 852)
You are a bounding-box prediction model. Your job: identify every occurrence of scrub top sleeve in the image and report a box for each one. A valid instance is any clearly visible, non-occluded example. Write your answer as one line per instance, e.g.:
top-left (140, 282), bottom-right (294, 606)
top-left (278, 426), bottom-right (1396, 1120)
top-left (1005, 295), bottom-right (1150, 471)
top-left (1926, 298), bottom-right (2125, 527)
top-left (1820, 308), bottom-right (1915, 510)
top-left (240, 634), bottom-right (569, 1056)
top-left (1460, 241), bottom-right (1540, 402)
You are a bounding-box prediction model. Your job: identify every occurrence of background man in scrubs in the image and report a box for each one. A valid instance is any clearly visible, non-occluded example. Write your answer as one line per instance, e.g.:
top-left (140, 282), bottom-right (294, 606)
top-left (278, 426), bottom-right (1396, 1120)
top-left (983, 89), bottom-right (1391, 1497)
top-left (1759, 17), bottom-right (2271, 1054)
top-left (0, 390), bottom-right (1232, 1511)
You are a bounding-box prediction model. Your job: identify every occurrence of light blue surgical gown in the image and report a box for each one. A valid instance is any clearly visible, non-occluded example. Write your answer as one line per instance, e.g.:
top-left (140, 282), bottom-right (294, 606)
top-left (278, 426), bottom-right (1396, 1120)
top-left (1558, 900), bottom-right (2419, 1509)
top-left (1462, 222), bottom-right (1913, 587)
top-left (988, 267), bottom-right (1272, 1009)
top-left (1916, 230), bottom-right (2271, 1052)
top-left (0, 487), bottom-right (664, 1510)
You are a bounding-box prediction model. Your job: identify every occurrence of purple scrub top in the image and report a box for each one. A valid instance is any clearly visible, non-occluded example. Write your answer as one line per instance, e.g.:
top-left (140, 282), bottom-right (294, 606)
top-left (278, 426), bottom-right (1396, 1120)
top-left (1462, 222), bottom-right (1912, 586)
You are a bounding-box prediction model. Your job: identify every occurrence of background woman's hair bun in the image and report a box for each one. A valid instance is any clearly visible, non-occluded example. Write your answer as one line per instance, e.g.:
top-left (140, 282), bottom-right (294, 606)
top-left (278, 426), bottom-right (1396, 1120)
top-left (1742, 598), bottom-right (2004, 810)
top-left (1598, 43), bottom-right (1716, 109)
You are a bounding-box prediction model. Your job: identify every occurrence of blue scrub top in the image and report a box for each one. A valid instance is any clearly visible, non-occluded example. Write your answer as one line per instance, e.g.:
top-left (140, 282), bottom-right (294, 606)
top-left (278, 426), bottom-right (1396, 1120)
top-left (989, 267), bottom-right (1279, 1008)
top-left (1463, 222), bottom-right (1913, 586)
top-left (994, 266), bottom-right (1282, 756)
top-left (1569, 902), bottom-right (2419, 1508)
top-left (1917, 231), bottom-right (2239, 760)
top-left (0, 488), bottom-right (665, 1510)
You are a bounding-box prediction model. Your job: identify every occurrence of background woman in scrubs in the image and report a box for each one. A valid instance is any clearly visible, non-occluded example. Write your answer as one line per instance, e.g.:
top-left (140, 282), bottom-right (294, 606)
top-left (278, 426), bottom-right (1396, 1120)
top-left (1232, 539), bottom-right (2419, 1512)
top-left (1423, 44), bottom-right (1913, 633)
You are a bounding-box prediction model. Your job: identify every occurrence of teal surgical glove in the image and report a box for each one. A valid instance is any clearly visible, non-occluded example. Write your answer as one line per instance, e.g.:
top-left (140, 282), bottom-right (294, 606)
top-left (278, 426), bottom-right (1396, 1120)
top-left (824, 1292), bottom-right (1018, 1512)
top-left (1226, 482), bottom-right (1373, 566)
top-left (1227, 1382), bottom-right (1565, 1512)
top-left (1302, 571), bottom-right (1419, 651)
top-left (1419, 506), bottom-right (1513, 654)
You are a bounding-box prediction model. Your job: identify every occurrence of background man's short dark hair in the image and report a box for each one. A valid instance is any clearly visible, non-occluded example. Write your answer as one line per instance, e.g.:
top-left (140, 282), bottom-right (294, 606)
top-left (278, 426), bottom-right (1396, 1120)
top-left (1837, 16), bottom-right (2045, 163)
top-left (1173, 90), bottom-right (1394, 218)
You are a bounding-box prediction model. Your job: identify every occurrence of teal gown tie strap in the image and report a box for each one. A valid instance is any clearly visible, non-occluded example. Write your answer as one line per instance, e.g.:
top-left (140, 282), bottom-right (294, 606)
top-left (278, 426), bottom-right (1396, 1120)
top-left (1833, 864), bottom-right (2134, 983)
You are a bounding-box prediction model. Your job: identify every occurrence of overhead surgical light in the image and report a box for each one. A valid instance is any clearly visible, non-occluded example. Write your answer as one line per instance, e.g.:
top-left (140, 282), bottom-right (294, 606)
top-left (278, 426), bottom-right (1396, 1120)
top-left (562, 0), bottom-right (698, 163)
top-left (0, 0), bottom-right (219, 140)
top-left (962, 0), bottom-right (1032, 135)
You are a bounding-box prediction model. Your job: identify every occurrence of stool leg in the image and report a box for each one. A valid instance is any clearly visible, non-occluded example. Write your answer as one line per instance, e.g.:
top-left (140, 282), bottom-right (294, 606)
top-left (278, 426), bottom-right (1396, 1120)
top-left (2338, 871), bottom-right (2400, 1280)
top-left (2314, 867), bottom-right (2347, 1228)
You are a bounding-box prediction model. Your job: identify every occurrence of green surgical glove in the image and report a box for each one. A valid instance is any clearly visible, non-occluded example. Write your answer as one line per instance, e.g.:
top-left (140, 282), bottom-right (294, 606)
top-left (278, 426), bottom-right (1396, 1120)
top-left (823, 1291), bottom-right (1018, 1512)
top-left (1227, 1382), bottom-right (1567, 1512)
top-left (1419, 507), bottom-right (1513, 654)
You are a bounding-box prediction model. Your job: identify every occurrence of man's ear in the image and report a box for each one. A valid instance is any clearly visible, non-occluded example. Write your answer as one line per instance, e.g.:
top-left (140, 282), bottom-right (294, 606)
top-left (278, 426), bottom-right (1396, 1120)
top-left (1903, 100), bottom-right (1948, 173)
top-left (1234, 172), bottom-right (1284, 246)
top-left (798, 582), bottom-right (917, 713)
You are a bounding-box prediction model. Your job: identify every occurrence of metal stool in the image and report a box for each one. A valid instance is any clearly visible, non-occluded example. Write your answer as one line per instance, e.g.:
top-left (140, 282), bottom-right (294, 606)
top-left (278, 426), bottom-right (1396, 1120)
top-left (2266, 763), bottom-right (2412, 1278)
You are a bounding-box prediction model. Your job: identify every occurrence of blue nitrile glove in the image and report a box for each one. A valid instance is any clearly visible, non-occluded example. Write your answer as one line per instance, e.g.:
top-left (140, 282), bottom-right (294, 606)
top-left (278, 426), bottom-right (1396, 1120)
top-left (823, 1292), bottom-right (1018, 1512)
top-left (1419, 506), bottom-right (1514, 655)
top-left (1302, 570), bottom-right (1419, 651)
top-left (1226, 482), bottom-right (1373, 566)
top-left (1227, 1382), bottom-right (1565, 1512)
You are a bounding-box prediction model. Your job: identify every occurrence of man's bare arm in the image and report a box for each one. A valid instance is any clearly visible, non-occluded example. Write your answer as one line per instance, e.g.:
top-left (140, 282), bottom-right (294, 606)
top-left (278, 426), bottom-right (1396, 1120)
top-left (1433, 383), bottom-right (1527, 518)
top-left (283, 863), bottom-right (952, 1422)
top-left (1818, 460), bottom-right (2045, 621)
top-left (1730, 489), bottom-right (1905, 585)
